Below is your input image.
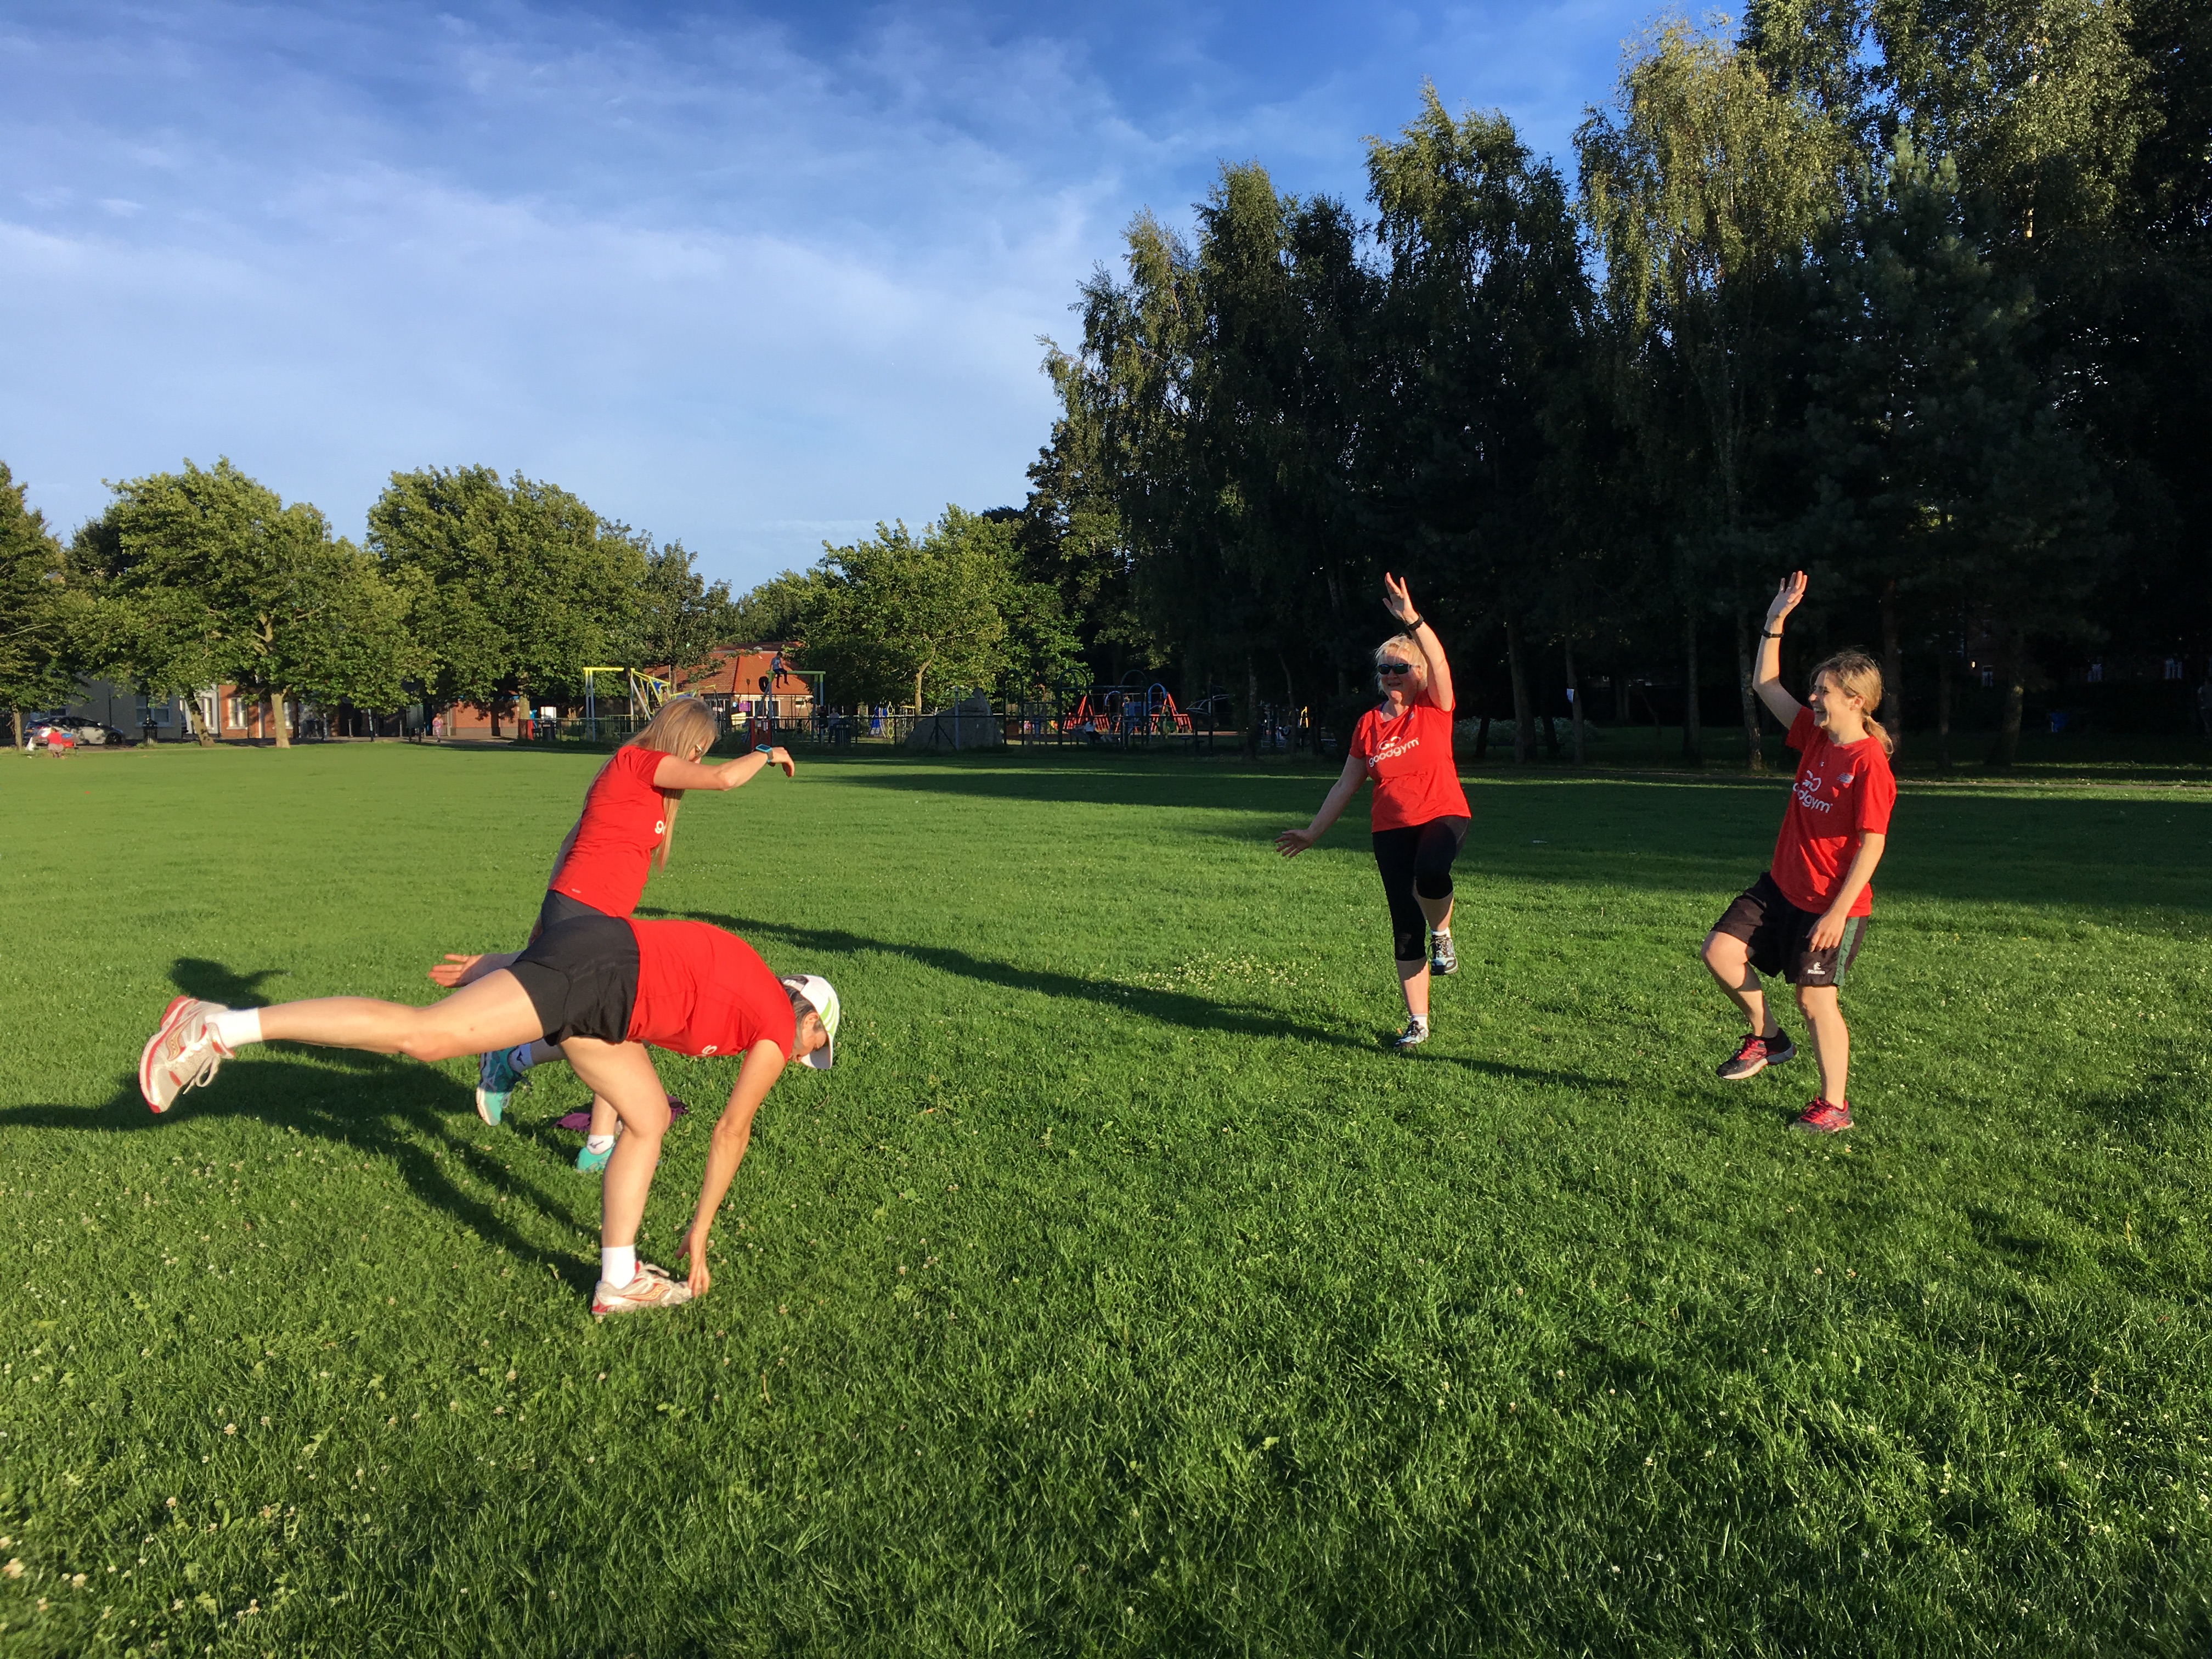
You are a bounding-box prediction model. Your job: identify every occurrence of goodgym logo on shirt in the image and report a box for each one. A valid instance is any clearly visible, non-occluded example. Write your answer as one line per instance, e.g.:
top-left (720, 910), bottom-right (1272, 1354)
top-left (1369, 731), bottom-right (1421, 768)
top-left (1793, 765), bottom-right (1835, 814)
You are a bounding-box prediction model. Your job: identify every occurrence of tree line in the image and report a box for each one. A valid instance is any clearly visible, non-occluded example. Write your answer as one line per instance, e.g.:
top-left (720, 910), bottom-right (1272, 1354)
top-left (984, 0), bottom-right (2209, 765)
top-left (0, 458), bottom-right (747, 747)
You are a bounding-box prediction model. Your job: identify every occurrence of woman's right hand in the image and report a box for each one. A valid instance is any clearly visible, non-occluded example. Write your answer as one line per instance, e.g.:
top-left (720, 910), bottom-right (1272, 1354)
top-left (1275, 827), bottom-right (1318, 858)
top-left (767, 746), bottom-right (795, 777)
top-left (1766, 570), bottom-right (1808, 628)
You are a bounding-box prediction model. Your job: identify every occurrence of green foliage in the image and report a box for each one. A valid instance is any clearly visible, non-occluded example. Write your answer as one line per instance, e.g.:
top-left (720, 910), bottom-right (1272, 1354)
top-left (729, 567), bottom-right (820, 645)
top-left (3, 748), bottom-right (2209, 1650)
top-left (368, 465), bottom-right (645, 711)
top-left (624, 537), bottom-right (741, 680)
top-left (0, 461), bottom-right (78, 718)
top-left (804, 507), bottom-right (1075, 708)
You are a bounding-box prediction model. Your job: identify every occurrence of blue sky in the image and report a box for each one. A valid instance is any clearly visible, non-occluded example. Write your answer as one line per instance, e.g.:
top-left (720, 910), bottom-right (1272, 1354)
top-left (1, 0), bottom-right (1658, 590)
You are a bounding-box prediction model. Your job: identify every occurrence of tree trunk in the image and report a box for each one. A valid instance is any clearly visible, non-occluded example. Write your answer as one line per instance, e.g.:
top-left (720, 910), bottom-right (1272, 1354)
top-left (1475, 713), bottom-right (1491, 759)
top-left (1681, 612), bottom-right (1703, 765)
top-left (1879, 577), bottom-right (1905, 757)
top-left (1505, 616), bottom-right (1533, 764)
top-left (1639, 682), bottom-right (1663, 761)
top-left (1988, 628), bottom-right (2026, 767)
top-left (272, 689), bottom-right (291, 749)
top-left (9, 709), bottom-right (20, 754)
top-left (1566, 641), bottom-right (1585, 766)
top-left (1735, 612), bottom-right (1765, 774)
top-left (1244, 655), bottom-right (1260, 760)
top-left (1538, 661), bottom-right (1562, 759)
top-left (1937, 648), bottom-right (1954, 769)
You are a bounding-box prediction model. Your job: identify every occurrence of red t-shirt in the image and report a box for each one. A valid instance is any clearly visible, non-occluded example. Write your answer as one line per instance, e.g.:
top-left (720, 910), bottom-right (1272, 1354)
top-left (625, 919), bottom-right (795, 1061)
top-left (549, 747), bottom-right (669, 917)
top-left (1351, 692), bottom-right (1470, 832)
top-left (1770, 708), bottom-right (1896, 916)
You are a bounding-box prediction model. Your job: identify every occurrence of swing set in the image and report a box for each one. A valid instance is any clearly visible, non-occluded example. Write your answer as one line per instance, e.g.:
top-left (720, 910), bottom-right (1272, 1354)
top-left (580, 667), bottom-right (676, 740)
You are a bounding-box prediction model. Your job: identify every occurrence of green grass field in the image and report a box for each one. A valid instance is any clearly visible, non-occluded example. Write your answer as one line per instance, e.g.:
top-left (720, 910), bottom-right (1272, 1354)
top-left (2, 741), bottom-right (2208, 1656)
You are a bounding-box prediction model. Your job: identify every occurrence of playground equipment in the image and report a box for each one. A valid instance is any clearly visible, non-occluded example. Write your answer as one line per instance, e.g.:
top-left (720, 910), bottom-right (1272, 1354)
top-left (580, 667), bottom-right (676, 740)
top-left (1053, 676), bottom-right (1231, 747)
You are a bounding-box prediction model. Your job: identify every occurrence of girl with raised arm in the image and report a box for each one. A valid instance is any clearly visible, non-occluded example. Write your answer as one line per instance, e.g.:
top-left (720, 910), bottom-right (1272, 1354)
top-left (1277, 574), bottom-right (1469, 1049)
top-left (1701, 571), bottom-right (1897, 1132)
top-left (432, 696), bottom-right (794, 1170)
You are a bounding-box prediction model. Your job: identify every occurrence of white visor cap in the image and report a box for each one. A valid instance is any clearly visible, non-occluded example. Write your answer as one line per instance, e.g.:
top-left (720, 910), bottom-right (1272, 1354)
top-left (789, 974), bottom-right (840, 1069)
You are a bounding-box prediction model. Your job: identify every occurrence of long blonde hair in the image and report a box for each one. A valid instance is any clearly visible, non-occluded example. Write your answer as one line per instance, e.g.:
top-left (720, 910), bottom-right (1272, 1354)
top-left (623, 696), bottom-right (721, 868)
top-left (1809, 651), bottom-right (1894, 755)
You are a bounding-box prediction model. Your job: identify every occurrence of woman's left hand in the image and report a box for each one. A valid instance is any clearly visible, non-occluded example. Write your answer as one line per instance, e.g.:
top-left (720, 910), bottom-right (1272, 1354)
top-left (685, 1226), bottom-right (713, 1299)
top-left (428, 953), bottom-right (482, 987)
top-left (1383, 572), bottom-right (1418, 624)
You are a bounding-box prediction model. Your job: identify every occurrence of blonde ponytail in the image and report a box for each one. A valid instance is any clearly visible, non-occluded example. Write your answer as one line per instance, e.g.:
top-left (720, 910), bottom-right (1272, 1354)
top-left (623, 696), bottom-right (723, 869)
top-left (1809, 651), bottom-right (1894, 756)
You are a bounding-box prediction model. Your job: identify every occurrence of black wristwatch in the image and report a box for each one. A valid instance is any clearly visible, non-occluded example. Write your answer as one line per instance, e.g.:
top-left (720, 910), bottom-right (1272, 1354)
top-left (1402, 614), bottom-right (1425, 631)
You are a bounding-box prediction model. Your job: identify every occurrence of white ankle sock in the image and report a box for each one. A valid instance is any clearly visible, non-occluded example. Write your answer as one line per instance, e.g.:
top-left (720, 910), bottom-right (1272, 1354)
top-left (600, 1245), bottom-right (636, 1288)
top-left (585, 1134), bottom-right (616, 1154)
top-left (210, 1008), bottom-right (263, 1048)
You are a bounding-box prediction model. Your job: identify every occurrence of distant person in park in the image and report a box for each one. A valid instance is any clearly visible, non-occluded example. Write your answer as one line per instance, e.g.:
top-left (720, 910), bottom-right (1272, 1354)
top-left (138, 917), bottom-right (838, 1319)
top-left (1701, 571), bottom-right (1896, 1133)
top-left (1276, 574), bottom-right (1469, 1049)
top-left (432, 696), bottom-right (794, 1172)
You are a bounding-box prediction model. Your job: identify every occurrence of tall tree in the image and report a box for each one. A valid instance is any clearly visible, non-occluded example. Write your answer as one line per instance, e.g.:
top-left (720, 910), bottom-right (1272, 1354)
top-left (368, 466), bottom-right (645, 732)
top-left (623, 538), bottom-right (741, 684)
top-left (0, 463), bottom-right (78, 750)
top-left (1581, 21), bottom-right (1844, 766)
top-left (1369, 89), bottom-right (1588, 761)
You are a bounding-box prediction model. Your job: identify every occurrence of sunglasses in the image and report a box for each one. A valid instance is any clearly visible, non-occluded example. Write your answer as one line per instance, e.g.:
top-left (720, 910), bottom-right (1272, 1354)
top-left (1378, 662), bottom-right (1414, 676)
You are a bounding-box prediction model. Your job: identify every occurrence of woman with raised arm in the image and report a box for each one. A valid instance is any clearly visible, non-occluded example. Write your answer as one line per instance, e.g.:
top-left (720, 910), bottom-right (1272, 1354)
top-left (1277, 574), bottom-right (1469, 1049)
top-left (432, 696), bottom-right (794, 1170)
top-left (1700, 571), bottom-right (1897, 1132)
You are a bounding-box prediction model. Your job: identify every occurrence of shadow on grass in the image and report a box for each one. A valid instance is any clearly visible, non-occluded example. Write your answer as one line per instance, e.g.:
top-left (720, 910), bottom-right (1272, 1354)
top-left (642, 906), bottom-right (1627, 1091)
top-left (0, 960), bottom-right (601, 1293)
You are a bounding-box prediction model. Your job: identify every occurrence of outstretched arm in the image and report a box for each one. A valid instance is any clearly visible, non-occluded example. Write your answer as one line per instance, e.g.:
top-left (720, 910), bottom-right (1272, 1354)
top-left (1756, 572), bottom-right (1808, 727)
top-left (683, 1038), bottom-right (790, 1297)
top-left (1277, 752), bottom-right (1366, 857)
top-left (1384, 573), bottom-right (1453, 713)
top-left (652, 747), bottom-right (794, 792)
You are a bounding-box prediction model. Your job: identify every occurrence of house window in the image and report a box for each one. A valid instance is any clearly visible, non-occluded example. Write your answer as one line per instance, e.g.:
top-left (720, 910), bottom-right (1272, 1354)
top-left (1980, 669), bottom-right (1994, 689)
top-left (2086, 660), bottom-right (2103, 684)
top-left (227, 695), bottom-right (248, 730)
top-left (2166, 657), bottom-right (2185, 681)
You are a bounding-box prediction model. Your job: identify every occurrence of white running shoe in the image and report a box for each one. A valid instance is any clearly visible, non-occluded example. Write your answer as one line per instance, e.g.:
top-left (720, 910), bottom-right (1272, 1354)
top-left (590, 1265), bottom-right (692, 1322)
top-left (139, 997), bottom-right (232, 1113)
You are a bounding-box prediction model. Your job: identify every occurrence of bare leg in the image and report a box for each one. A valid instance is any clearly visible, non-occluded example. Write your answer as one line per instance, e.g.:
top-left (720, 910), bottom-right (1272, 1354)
top-left (1701, 932), bottom-right (1778, 1037)
top-left (562, 1038), bottom-right (673, 1253)
top-left (1418, 892), bottom-right (1453, 934)
top-left (585, 1093), bottom-right (619, 1141)
top-left (257, 971), bottom-right (544, 1064)
top-left (1796, 985), bottom-right (1849, 1102)
top-left (1397, 958), bottom-right (1431, 1020)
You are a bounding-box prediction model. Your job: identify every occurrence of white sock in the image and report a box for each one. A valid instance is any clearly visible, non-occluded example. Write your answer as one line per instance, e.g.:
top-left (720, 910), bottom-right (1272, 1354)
top-left (600, 1245), bottom-right (636, 1288)
top-left (210, 1008), bottom-right (263, 1048)
top-left (585, 1134), bottom-right (616, 1154)
top-left (509, 1044), bottom-right (537, 1073)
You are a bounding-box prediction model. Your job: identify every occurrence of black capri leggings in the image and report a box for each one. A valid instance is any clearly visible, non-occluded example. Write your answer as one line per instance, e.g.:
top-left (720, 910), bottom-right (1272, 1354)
top-left (1373, 816), bottom-right (1470, 962)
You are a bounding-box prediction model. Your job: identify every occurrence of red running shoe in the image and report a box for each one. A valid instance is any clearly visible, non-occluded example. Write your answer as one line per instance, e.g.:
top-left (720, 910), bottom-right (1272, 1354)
top-left (1791, 1097), bottom-right (1853, 1133)
top-left (1716, 1030), bottom-right (1796, 1081)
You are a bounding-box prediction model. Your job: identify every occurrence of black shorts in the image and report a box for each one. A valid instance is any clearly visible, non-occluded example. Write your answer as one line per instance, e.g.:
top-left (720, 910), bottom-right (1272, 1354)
top-left (531, 888), bottom-right (608, 941)
top-left (1710, 871), bottom-right (1868, 989)
top-left (508, 916), bottom-right (639, 1045)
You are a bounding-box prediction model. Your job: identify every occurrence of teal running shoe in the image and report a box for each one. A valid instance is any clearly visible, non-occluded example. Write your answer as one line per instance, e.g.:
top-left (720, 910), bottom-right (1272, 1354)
top-left (475, 1045), bottom-right (529, 1125)
top-left (575, 1135), bottom-right (615, 1175)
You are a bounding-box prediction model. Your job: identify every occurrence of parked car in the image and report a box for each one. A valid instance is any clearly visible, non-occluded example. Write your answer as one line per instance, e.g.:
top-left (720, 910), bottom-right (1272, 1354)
top-left (24, 716), bottom-right (129, 748)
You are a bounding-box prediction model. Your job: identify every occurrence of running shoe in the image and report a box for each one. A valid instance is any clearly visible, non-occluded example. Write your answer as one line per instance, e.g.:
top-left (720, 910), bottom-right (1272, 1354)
top-left (590, 1265), bottom-right (692, 1321)
top-left (475, 1045), bottom-right (530, 1126)
top-left (575, 1132), bottom-right (618, 1176)
top-left (1791, 1097), bottom-right (1853, 1133)
top-left (1716, 1030), bottom-right (1797, 1081)
top-left (1391, 1015), bottom-right (1431, 1051)
top-left (1429, 930), bottom-right (1457, 976)
top-left (139, 997), bottom-right (232, 1114)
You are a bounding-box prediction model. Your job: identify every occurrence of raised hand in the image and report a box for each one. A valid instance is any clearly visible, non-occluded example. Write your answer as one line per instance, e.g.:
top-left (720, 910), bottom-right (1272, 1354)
top-left (1766, 571), bottom-right (1808, 628)
top-left (1383, 572), bottom-right (1418, 624)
